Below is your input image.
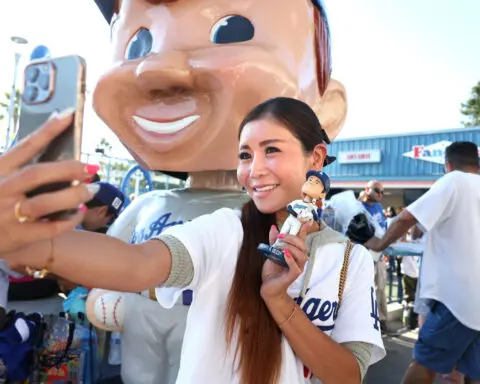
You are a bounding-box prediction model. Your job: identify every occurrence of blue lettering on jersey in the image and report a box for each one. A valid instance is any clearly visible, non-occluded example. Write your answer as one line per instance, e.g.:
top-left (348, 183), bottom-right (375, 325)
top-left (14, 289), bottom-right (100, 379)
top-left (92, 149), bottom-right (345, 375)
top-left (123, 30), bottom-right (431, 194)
top-left (130, 212), bottom-right (190, 305)
top-left (130, 213), bottom-right (183, 243)
top-left (370, 286), bottom-right (380, 330)
top-left (295, 289), bottom-right (338, 331)
top-left (362, 202), bottom-right (387, 230)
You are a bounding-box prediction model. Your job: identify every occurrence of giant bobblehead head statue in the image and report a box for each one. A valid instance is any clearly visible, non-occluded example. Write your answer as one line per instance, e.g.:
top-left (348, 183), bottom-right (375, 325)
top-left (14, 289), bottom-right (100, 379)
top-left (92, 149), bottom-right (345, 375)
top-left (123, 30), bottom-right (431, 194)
top-left (93, 0), bottom-right (347, 173)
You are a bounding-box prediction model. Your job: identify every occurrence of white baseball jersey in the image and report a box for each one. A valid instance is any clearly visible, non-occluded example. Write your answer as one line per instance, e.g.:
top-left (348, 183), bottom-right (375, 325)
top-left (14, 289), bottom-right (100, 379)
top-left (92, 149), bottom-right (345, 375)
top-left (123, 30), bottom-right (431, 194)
top-left (155, 208), bottom-right (386, 383)
top-left (100, 188), bottom-right (249, 384)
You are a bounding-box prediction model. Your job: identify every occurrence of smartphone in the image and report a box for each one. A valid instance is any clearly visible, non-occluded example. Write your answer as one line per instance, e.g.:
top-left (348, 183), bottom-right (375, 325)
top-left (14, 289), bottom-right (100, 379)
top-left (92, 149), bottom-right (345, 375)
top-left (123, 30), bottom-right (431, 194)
top-left (16, 55), bottom-right (87, 218)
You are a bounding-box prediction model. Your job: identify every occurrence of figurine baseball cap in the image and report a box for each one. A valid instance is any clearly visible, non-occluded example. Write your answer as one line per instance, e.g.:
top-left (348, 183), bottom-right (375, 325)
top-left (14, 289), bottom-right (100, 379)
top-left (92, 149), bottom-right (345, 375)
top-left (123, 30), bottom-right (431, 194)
top-left (87, 182), bottom-right (126, 217)
top-left (306, 170), bottom-right (330, 193)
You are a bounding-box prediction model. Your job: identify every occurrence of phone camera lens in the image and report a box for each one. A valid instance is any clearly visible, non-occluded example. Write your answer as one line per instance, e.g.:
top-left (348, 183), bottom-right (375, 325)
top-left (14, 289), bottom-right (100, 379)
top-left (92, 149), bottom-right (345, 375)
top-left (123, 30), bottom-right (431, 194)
top-left (24, 86), bottom-right (39, 103)
top-left (38, 73), bottom-right (50, 90)
top-left (25, 66), bottom-right (40, 83)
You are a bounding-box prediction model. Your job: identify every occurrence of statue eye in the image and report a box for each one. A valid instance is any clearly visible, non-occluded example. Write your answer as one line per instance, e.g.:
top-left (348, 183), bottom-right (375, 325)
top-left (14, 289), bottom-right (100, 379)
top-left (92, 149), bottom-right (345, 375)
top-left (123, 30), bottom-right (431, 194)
top-left (210, 15), bottom-right (254, 44)
top-left (125, 28), bottom-right (153, 60)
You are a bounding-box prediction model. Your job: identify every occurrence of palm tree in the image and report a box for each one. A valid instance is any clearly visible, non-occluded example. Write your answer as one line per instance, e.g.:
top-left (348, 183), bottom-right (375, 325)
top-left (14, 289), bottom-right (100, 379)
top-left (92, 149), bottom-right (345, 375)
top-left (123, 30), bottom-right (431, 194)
top-left (95, 137), bottom-right (113, 155)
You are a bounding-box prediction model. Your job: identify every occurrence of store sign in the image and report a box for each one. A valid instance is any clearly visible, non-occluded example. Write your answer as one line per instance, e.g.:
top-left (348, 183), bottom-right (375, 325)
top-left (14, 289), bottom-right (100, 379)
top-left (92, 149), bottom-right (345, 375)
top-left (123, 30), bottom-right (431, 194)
top-left (338, 149), bottom-right (381, 164)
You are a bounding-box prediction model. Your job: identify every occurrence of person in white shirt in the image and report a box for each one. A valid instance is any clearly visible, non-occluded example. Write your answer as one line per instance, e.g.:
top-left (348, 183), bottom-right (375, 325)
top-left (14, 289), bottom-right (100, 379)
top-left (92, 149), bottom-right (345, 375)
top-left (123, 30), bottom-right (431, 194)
top-left (402, 226), bottom-right (422, 305)
top-left (365, 141), bottom-right (480, 384)
top-left (4, 97), bottom-right (385, 383)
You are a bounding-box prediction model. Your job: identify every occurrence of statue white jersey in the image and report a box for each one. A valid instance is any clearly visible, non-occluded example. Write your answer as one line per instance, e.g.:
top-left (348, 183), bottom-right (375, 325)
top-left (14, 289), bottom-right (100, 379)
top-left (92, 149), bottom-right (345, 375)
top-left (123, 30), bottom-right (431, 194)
top-left (86, 188), bottom-right (248, 384)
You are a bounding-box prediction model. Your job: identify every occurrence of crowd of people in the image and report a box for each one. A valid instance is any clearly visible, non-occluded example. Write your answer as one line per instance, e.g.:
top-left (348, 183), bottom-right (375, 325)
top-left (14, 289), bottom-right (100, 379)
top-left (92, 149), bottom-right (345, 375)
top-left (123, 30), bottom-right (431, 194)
top-left (357, 185), bottom-right (416, 333)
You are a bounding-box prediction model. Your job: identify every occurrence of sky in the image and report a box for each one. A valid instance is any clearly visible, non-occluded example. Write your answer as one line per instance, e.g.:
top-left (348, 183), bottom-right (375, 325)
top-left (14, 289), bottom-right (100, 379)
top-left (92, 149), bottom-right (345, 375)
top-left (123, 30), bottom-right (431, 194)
top-left (0, 0), bottom-right (479, 159)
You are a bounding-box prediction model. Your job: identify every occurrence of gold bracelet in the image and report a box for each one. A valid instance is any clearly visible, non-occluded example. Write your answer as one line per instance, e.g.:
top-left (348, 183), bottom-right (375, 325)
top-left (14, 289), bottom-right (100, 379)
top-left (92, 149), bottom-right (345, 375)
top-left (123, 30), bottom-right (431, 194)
top-left (278, 303), bottom-right (298, 327)
top-left (148, 287), bottom-right (157, 301)
top-left (25, 239), bottom-right (55, 279)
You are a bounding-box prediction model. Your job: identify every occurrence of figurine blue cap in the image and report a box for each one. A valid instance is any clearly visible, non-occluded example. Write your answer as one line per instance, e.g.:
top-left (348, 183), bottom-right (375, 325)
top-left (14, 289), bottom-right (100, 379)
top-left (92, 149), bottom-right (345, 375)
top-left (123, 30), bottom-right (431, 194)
top-left (306, 170), bottom-right (330, 194)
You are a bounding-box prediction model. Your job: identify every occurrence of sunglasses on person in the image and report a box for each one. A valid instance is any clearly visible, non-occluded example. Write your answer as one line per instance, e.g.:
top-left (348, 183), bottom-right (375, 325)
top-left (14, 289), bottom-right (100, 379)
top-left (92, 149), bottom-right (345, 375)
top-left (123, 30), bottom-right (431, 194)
top-left (373, 188), bottom-right (384, 195)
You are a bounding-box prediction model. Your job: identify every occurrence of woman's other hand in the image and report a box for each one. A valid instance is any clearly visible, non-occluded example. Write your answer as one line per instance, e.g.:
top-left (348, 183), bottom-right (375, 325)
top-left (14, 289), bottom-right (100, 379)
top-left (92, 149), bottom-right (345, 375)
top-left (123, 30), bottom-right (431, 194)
top-left (260, 222), bottom-right (311, 302)
top-left (0, 109), bottom-right (100, 254)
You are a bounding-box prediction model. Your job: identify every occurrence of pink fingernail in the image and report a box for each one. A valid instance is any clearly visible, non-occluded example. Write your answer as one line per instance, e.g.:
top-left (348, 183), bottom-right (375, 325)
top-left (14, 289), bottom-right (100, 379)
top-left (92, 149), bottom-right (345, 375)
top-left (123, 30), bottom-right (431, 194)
top-left (277, 234), bottom-right (285, 239)
top-left (79, 204), bottom-right (86, 213)
top-left (285, 250), bottom-right (292, 258)
top-left (85, 164), bottom-right (100, 175)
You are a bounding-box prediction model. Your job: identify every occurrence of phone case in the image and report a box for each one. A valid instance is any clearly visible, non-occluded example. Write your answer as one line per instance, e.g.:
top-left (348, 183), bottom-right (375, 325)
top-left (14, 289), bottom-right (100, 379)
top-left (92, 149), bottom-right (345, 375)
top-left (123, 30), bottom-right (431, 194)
top-left (17, 55), bottom-right (86, 164)
top-left (16, 55), bottom-right (86, 217)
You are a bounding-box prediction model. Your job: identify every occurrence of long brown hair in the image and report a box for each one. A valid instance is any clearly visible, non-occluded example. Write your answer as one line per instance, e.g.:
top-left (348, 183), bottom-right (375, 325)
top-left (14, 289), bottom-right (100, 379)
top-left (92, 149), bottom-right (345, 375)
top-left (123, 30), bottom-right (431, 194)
top-left (225, 95), bottom-right (332, 384)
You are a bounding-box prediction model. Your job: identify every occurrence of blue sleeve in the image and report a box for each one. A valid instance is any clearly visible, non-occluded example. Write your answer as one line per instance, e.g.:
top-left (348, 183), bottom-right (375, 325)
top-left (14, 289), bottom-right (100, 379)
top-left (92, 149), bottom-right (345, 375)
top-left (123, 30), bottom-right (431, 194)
top-left (377, 204), bottom-right (387, 230)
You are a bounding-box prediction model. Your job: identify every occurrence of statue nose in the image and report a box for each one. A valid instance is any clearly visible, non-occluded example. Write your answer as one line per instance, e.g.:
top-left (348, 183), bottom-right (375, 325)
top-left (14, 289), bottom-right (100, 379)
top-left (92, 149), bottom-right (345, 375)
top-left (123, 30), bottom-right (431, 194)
top-left (134, 51), bottom-right (194, 94)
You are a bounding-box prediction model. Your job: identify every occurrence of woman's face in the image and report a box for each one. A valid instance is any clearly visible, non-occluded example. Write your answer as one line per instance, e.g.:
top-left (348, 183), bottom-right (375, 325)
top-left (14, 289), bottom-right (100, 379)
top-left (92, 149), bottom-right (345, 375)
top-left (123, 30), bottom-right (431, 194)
top-left (237, 118), bottom-right (320, 214)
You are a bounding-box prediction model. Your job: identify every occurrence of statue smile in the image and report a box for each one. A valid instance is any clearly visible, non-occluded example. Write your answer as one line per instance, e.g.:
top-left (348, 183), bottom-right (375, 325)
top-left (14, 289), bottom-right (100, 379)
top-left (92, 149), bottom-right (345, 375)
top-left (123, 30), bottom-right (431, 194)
top-left (133, 114), bottom-right (200, 135)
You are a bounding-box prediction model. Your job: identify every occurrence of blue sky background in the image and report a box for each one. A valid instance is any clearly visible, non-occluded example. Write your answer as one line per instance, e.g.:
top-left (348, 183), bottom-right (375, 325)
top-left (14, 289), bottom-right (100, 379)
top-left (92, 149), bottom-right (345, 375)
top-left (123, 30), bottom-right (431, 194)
top-left (0, 0), bottom-right (478, 157)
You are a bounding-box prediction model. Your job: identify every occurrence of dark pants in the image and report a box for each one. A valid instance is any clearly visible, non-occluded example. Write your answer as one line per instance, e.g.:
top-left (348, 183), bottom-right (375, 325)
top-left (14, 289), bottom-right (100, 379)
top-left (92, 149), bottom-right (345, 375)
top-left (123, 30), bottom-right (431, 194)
top-left (404, 275), bottom-right (418, 303)
top-left (388, 256), bottom-right (403, 302)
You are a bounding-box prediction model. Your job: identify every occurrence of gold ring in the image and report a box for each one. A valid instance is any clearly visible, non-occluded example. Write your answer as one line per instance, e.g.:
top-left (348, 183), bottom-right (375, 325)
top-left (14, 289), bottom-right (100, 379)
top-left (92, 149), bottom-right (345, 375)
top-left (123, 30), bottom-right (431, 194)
top-left (14, 200), bottom-right (33, 223)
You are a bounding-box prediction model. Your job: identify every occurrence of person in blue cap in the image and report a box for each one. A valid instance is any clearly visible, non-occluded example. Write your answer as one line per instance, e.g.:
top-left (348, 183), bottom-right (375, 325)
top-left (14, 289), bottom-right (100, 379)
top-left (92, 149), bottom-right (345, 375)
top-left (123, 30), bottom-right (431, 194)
top-left (258, 170), bottom-right (330, 267)
top-left (63, 182), bottom-right (125, 318)
top-left (80, 182), bottom-right (126, 234)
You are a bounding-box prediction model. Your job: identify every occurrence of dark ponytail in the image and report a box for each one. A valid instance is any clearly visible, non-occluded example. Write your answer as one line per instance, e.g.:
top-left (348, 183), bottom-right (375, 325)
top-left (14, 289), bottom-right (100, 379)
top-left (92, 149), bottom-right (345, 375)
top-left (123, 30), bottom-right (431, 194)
top-left (225, 200), bottom-right (280, 384)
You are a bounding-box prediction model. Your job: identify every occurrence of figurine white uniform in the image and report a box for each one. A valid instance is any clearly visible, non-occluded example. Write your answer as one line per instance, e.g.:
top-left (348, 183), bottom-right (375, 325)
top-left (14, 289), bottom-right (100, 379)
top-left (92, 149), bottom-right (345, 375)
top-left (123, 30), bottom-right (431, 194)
top-left (277, 199), bottom-right (316, 237)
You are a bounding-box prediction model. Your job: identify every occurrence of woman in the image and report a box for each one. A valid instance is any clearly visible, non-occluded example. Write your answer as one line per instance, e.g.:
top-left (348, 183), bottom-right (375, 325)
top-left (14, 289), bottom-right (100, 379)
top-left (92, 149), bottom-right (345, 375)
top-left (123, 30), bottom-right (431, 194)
top-left (4, 98), bottom-right (385, 383)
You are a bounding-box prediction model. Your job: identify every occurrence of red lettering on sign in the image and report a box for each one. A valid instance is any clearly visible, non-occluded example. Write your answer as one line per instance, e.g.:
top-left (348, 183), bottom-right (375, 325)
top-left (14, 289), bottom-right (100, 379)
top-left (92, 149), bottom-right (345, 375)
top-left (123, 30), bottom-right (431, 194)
top-left (412, 146), bottom-right (424, 158)
top-left (345, 152), bottom-right (373, 160)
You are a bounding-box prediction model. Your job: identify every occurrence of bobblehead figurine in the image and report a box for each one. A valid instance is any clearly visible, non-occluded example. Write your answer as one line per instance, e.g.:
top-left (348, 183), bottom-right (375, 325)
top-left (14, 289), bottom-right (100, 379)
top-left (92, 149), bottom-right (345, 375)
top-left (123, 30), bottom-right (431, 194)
top-left (87, 1), bottom-right (348, 383)
top-left (259, 171), bottom-right (330, 267)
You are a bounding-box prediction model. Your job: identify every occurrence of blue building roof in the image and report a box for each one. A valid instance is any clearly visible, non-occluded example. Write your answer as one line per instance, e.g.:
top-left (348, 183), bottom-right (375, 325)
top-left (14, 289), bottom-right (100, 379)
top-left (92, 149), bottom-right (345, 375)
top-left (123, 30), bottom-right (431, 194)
top-left (326, 126), bottom-right (480, 188)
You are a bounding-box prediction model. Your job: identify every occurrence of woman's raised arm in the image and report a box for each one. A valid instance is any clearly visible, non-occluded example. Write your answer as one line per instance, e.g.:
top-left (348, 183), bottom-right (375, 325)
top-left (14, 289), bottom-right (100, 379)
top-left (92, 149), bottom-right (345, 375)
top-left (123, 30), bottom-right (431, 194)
top-left (5, 231), bottom-right (172, 293)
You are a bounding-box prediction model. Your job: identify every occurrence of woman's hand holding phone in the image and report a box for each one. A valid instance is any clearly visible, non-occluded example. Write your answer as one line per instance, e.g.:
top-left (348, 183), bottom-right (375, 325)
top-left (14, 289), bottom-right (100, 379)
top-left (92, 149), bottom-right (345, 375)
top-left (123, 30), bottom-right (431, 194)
top-left (0, 109), bottom-right (99, 254)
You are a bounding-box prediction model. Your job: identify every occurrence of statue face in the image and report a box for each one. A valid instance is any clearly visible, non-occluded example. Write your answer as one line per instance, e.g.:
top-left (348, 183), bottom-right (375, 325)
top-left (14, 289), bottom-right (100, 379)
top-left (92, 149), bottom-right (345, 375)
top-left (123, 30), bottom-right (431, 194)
top-left (93, 0), bottom-right (345, 172)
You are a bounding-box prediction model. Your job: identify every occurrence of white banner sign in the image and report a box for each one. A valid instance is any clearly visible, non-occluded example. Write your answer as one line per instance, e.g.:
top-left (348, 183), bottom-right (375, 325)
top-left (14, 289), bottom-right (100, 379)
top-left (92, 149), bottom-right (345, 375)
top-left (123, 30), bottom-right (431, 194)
top-left (402, 141), bottom-right (450, 164)
top-left (338, 149), bottom-right (381, 164)
top-left (403, 141), bottom-right (480, 164)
